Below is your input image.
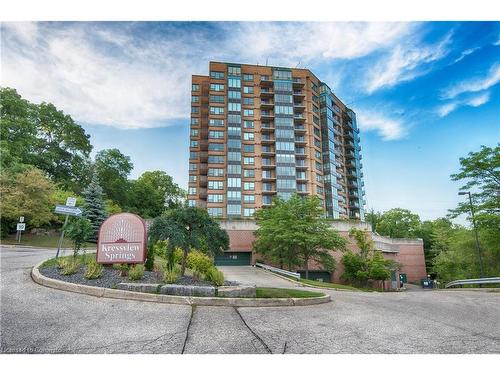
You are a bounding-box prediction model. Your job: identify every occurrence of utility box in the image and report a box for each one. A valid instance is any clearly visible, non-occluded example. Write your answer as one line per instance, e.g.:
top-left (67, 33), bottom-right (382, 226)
top-left (421, 278), bottom-right (433, 289)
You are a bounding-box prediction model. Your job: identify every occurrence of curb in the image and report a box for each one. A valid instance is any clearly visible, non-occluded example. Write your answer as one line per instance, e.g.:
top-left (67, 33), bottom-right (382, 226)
top-left (31, 260), bottom-right (331, 307)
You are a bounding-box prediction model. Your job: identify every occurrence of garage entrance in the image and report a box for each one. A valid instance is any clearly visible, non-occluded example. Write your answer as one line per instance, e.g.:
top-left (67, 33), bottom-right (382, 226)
top-left (298, 270), bottom-right (332, 282)
top-left (214, 252), bottom-right (251, 266)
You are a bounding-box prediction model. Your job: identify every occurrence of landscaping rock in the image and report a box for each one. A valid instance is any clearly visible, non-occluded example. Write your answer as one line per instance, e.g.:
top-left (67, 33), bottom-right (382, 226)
top-left (116, 283), bottom-right (161, 294)
top-left (160, 284), bottom-right (216, 297)
top-left (217, 285), bottom-right (256, 298)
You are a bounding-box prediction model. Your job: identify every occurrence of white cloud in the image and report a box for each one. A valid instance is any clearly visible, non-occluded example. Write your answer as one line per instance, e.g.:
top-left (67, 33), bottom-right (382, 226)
top-left (365, 31), bottom-right (453, 93)
top-left (1, 22), bottom-right (415, 130)
top-left (436, 91), bottom-right (490, 117)
top-left (356, 111), bottom-right (405, 140)
top-left (452, 47), bottom-right (479, 64)
top-left (442, 63), bottom-right (500, 99)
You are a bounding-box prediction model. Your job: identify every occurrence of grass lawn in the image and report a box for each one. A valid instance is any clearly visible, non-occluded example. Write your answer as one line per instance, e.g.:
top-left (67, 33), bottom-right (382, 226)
top-left (2, 233), bottom-right (95, 249)
top-left (40, 253), bottom-right (96, 268)
top-left (296, 278), bottom-right (361, 291)
top-left (256, 287), bottom-right (325, 298)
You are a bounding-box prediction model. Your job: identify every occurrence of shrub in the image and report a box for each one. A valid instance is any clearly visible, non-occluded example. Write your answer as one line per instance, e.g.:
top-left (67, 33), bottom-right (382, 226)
top-left (204, 267), bottom-right (224, 286)
top-left (60, 257), bottom-right (81, 275)
top-left (56, 257), bottom-right (66, 269)
top-left (186, 250), bottom-right (213, 280)
top-left (84, 258), bottom-right (103, 279)
top-left (113, 263), bottom-right (129, 276)
top-left (163, 264), bottom-right (180, 284)
top-left (128, 264), bottom-right (145, 281)
top-left (145, 243), bottom-right (155, 271)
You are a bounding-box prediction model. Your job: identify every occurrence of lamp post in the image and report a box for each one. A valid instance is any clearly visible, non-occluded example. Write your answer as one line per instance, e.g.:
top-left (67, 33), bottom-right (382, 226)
top-left (458, 191), bottom-right (484, 278)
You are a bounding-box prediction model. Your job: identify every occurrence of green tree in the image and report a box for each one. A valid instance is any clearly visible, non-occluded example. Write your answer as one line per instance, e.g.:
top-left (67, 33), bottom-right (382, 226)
top-left (130, 170), bottom-right (185, 218)
top-left (148, 206), bottom-right (229, 275)
top-left (65, 217), bottom-right (93, 257)
top-left (94, 149), bottom-right (133, 207)
top-left (375, 208), bottom-right (421, 238)
top-left (0, 87), bottom-right (93, 193)
top-left (254, 194), bottom-right (346, 279)
top-left (82, 174), bottom-right (108, 242)
top-left (365, 209), bottom-right (382, 230)
top-left (0, 167), bottom-right (56, 235)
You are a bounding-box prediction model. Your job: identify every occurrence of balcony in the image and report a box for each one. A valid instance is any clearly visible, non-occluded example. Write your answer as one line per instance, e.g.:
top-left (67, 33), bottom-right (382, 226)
top-left (296, 160), bottom-right (308, 169)
top-left (261, 110), bottom-right (275, 119)
top-left (261, 146), bottom-right (275, 155)
top-left (260, 99), bottom-right (274, 109)
top-left (262, 183), bottom-right (276, 193)
top-left (261, 171), bottom-right (276, 180)
top-left (294, 102), bottom-right (306, 111)
top-left (345, 151), bottom-right (355, 159)
top-left (262, 196), bottom-right (273, 206)
top-left (295, 124), bottom-right (306, 133)
top-left (260, 75), bottom-right (273, 86)
top-left (295, 148), bottom-right (306, 157)
top-left (261, 123), bottom-right (275, 132)
top-left (293, 90), bottom-right (305, 97)
top-left (345, 131), bottom-right (354, 140)
top-left (261, 159), bottom-right (276, 168)
top-left (199, 188), bottom-right (207, 199)
top-left (260, 88), bottom-right (274, 97)
top-left (261, 135), bottom-right (275, 143)
top-left (199, 175), bottom-right (207, 187)
top-left (200, 151), bottom-right (208, 162)
top-left (292, 78), bottom-right (305, 88)
top-left (296, 173), bottom-right (307, 181)
top-left (294, 114), bottom-right (306, 123)
top-left (294, 136), bottom-right (306, 144)
top-left (345, 141), bottom-right (355, 149)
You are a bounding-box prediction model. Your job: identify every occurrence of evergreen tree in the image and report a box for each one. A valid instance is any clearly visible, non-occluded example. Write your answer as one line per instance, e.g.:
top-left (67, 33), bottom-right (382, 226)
top-left (82, 174), bottom-right (108, 242)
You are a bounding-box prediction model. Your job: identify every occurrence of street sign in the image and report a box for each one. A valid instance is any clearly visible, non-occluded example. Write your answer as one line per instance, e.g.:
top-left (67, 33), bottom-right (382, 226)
top-left (17, 223), bottom-right (26, 231)
top-left (54, 205), bottom-right (82, 216)
top-left (19, 216), bottom-right (25, 223)
top-left (66, 197), bottom-right (77, 207)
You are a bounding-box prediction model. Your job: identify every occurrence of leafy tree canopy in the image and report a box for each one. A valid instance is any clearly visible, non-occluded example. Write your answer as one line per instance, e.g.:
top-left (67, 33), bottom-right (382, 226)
top-left (94, 148), bottom-right (133, 207)
top-left (375, 208), bottom-right (421, 238)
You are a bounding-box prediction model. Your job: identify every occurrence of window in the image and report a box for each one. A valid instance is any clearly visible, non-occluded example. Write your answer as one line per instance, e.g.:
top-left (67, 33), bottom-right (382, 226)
top-left (188, 187), bottom-right (197, 195)
top-left (276, 128), bottom-right (294, 138)
top-left (243, 157), bottom-right (254, 165)
top-left (189, 152), bottom-right (198, 160)
top-left (228, 152), bottom-right (241, 162)
top-left (208, 143), bottom-right (224, 152)
top-left (210, 83), bottom-right (225, 91)
top-left (228, 78), bottom-right (241, 88)
top-left (227, 191), bottom-right (241, 201)
top-left (316, 174), bottom-right (322, 183)
top-left (314, 128), bottom-right (321, 137)
top-left (208, 207), bottom-right (223, 217)
top-left (275, 94), bottom-right (292, 103)
top-left (313, 116), bottom-right (320, 125)
top-left (189, 175), bottom-right (197, 183)
top-left (243, 97), bottom-right (254, 105)
top-left (273, 70), bottom-right (292, 80)
top-left (243, 109), bottom-right (254, 117)
top-left (192, 84), bottom-right (200, 91)
top-left (191, 106), bottom-right (199, 114)
top-left (189, 163), bottom-right (197, 171)
top-left (243, 86), bottom-right (254, 94)
top-left (190, 140), bottom-right (198, 148)
top-left (315, 150), bottom-right (322, 159)
top-left (276, 141), bottom-right (294, 151)
top-left (243, 74), bottom-right (253, 81)
top-left (244, 120), bottom-right (254, 129)
top-left (228, 102), bottom-right (241, 112)
top-left (244, 208), bottom-right (255, 217)
top-left (243, 195), bottom-right (255, 204)
top-left (275, 117), bottom-right (293, 126)
top-left (276, 154), bottom-right (295, 163)
top-left (208, 181), bottom-right (224, 190)
top-left (228, 91), bottom-right (241, 99)
top-left (208, 168), bottom-right (224, 177)
top-left (316, 161), bottom-right (322, 171)
top-left (228, 66), bottom-right (241, 76)
top-left (191, 118), bottom-right (199, 125)
top-left (244, 182), bottom-right (255, 191)
top-left (277, 166), bottom-right (295, 176)
top-left (228, 114), bottom-right (241, 124)
top-left (275, 105), bottom-right (293, 115)
top-left (210, 71), bottom-right (225, 79)
top-left (208, 194), bottom-right (224, 203)
top-left (209, 130), bottom-right (224, 139)
top-left (228, 126), bottom-right (241, 136)
top-left (209, 119), bottom-right (224, 127)
top-left (243, 144), bottom-right (254, 153)
top-left (227, 178), bottom-right (241, 188)
top-left (191, 96), bottom-right (199, 103)
top-left (188, 200), bottom-right (196, 207)
top-left (190, 129), bottom-right (199, 137)
top-left (243, 132), bottom-right (254, 141)
top-left (210, 106), bottom-right (225, 115)
top-left (227, 164), bottom-right (241, 175)
top-left (227, 139), bottom-right (241, 149)
top-left (244, 169), bottom-right (255, 178)
top-left (274, 81), bottom-right (292, 91)
top-left (210, 95), bottom-right (224, 103)
top-left (296, 171), bottom-right (306, 179)
top-left (208, 155), bottom-right (224, 164)
top-left (317, 186), bottom-right (324, 194)
top-left (227, 204), bottom-right (241, 216)
top-left (277, 179), bottom-right (296, 189)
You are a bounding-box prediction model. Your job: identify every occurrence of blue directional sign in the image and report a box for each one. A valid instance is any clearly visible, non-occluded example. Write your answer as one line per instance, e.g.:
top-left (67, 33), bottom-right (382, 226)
top-left (54, 205), bottom-right (83, 216)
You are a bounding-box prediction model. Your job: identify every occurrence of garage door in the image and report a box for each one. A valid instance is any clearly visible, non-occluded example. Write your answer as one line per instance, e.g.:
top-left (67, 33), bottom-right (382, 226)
top-left (214, 252), bottom-right (251, 266)
top-left (298, 270), bottom-right (331, 282)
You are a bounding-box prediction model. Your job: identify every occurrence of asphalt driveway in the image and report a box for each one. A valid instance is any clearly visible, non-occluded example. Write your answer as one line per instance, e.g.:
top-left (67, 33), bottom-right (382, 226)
top-left (217, 265), bottom-right (299, 288)
top-left (1, 245), bottom-right (499, 354)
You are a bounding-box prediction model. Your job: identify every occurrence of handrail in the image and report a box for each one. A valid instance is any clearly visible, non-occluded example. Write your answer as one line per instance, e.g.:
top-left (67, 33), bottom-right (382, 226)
top-left (445, 277), bottom-right (500, 289)
top-left (255, 262), bottom-right (301, 279)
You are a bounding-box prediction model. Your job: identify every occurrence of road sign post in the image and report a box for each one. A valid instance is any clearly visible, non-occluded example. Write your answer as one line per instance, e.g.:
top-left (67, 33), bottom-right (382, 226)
top-left (54, 198), bottom-right (81, 259)
top-left (16, 222), bottom-right (26, 243)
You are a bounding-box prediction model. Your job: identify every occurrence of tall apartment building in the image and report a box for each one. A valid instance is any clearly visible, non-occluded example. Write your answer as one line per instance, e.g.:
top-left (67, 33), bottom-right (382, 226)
top-left (188, 61), bottom-right (365, 221)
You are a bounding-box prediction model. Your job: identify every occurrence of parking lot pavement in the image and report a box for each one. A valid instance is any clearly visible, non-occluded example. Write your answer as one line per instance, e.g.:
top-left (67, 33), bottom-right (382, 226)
top-left (217, 265), bottom-right (299, 288)
top-left (2, 246), bottom-right (499, 354)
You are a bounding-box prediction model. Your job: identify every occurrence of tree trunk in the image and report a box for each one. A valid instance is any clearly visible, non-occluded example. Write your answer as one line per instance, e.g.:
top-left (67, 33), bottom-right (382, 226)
top-left (304, 256), bottom-right (309, 280)
top-left (181, 248), bottom-right (188, 276)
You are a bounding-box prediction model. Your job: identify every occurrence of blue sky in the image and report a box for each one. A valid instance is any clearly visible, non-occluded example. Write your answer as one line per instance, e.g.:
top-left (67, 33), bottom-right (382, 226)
top-left (1, 21), bottom-right (499, 222)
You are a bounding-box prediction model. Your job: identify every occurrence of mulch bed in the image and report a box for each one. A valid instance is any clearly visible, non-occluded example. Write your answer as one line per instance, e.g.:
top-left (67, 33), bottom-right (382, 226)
top-left (39, 264), bottom-right (238, 289)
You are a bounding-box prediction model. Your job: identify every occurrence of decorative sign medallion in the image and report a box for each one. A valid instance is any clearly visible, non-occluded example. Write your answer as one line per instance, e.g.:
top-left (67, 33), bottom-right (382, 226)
top-left (97, 213), bottom-right (147, 264)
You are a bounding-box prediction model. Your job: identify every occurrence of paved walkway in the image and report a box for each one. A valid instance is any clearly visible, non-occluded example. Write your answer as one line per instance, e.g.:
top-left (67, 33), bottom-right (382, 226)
top-left (2, 246), bottom-right (499, 354)
top-left (217, 266), bottom-right (299, 288)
